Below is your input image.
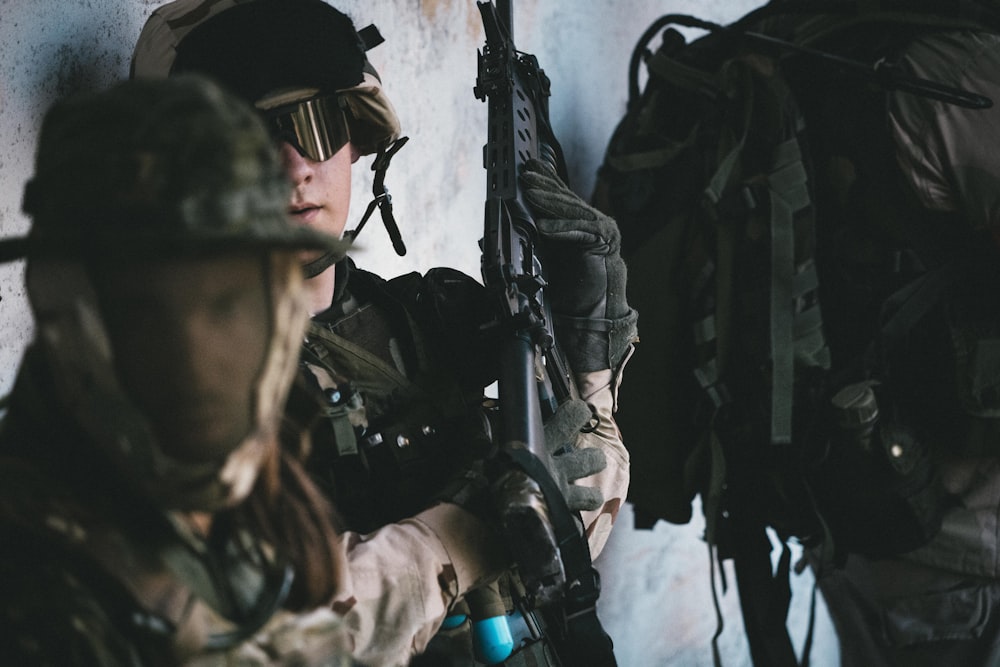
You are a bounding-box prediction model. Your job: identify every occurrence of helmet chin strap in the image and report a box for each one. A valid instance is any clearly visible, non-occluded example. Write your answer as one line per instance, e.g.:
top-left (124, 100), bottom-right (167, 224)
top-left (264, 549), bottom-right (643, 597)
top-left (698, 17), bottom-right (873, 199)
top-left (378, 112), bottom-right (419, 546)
top-left (305, 136), bottom-right (409, 278)
top-left (301, 250), bottom-right (339, 278)
top-left (345, 136), bottom-right (409, 256)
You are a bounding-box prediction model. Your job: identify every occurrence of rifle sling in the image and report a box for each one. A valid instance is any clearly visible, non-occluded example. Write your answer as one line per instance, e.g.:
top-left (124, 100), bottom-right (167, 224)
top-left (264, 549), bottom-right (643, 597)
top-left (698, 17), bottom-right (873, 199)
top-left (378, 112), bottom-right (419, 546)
top-left (501, 445), bottom-right (617, 665)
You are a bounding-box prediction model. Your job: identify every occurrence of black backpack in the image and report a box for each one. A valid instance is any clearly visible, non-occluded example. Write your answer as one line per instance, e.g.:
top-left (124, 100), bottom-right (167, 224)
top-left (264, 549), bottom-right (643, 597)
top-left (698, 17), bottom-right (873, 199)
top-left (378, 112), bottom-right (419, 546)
top-left (594, 2), bottom-right (1000, 664)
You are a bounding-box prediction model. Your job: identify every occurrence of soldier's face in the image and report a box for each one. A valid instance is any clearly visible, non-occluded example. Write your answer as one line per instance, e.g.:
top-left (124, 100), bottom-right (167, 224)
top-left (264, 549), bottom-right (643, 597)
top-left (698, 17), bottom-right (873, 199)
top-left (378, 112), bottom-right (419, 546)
top-left (96, 254), bottom-right (270, 462)
top-left (280, 139), bottom-right (355, 265)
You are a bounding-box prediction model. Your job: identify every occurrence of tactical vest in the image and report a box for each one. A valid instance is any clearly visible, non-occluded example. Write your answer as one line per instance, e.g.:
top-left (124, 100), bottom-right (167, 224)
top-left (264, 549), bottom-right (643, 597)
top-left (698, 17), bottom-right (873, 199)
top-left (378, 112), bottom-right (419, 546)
top-left (295, 263), bottom-right (576, 666)
top-left (296, 262), bottom-right (496, 534)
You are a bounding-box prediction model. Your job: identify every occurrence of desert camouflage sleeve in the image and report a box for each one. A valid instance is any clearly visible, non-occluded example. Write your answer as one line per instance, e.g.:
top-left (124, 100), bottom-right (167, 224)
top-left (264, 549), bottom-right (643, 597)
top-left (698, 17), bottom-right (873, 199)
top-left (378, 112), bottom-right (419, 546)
top-left (329, 503), bottom-right (505, 666)
top-left (329, 368), bottom-right (630, 665)
top-left (574, 366), bottom-right (631, 559)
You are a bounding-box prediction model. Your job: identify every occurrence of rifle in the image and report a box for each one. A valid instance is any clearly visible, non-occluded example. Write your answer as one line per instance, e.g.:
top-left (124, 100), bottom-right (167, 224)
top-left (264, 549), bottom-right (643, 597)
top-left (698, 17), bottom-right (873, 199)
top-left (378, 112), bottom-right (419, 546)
top-left (471, 1), bottom-right (616, 663)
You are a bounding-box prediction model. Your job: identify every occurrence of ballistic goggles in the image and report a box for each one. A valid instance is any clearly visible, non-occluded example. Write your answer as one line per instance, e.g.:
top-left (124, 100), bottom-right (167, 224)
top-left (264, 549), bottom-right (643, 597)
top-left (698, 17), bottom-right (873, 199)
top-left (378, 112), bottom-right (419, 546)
top-left (263, 94), bottom-right (350, 162)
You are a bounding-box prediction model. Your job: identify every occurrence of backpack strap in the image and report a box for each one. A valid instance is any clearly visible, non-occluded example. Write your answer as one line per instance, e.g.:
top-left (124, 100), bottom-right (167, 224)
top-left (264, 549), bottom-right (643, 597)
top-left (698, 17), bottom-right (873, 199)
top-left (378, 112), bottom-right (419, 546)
top-left (698, 56), bottom-right (827, 446)
top-left (768, 133), bottom-right (825, 444)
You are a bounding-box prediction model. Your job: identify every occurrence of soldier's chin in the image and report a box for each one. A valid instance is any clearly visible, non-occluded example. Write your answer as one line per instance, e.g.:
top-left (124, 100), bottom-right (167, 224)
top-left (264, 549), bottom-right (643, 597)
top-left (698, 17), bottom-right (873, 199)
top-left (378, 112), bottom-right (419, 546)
top-left (297, 248), bottom-right (324, 264)
top-left (156, 418), bottom-right (247, 464)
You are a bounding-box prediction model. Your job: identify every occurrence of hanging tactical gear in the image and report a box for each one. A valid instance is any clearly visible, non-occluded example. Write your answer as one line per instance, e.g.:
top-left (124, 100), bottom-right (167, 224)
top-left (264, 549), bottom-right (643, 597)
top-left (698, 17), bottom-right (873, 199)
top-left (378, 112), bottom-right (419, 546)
top-left (594, 2), bottom-right (1000, 664)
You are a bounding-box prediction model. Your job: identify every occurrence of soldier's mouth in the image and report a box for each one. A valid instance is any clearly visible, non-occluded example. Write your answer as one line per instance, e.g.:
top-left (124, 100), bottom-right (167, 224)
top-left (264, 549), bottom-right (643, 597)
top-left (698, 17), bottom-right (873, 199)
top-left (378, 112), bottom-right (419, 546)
top-left (290, 205), bottom-right (321, 223)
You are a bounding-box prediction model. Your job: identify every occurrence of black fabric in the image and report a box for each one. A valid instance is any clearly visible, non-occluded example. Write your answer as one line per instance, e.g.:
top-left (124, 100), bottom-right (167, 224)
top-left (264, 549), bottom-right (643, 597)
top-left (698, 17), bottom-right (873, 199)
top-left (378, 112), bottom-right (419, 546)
top-left (732, 520), bottom-right (800, 667)
top-left (301, 261), bottom-right (494, 533)
top-left (593, 5), bottom-right (1000, 666)
top-left (0, 524), bottom-right (154, 667)
top-left (816, 555), bottom-right (1000, 667)
top-left (0, 364), bottom-right (170, 664)
top-left (172, 0), bottom-right (367, 103)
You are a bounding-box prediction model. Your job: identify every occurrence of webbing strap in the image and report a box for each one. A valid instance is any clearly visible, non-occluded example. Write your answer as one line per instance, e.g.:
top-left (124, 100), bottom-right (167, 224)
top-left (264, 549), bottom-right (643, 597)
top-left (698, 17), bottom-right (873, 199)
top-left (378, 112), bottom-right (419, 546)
top-left (703, 420), bottom-right (729, 547)
top-left (734, 523), bottom-right (801, 667)
top-left (705, 137), bottom-right (747, 207)
top-left (693, 314), bottom-right (717, 346)
top-left (878, 265), bottom-right (950, 344)
top-left (646, 49), bottom-right (720, 100)
top-left (800, 578), bottom-right (819, 667)
top-left (768, 137), bottom-right (811, 444)
top-left (604, 124), bottom-right (699, 173)
top-left (300, 345), bottom-right (361, 458)
top-left (793, 262), bottom-right (819, 297)
top-left (770, 191), bottom-right (796, 444)
top-left (501, 445), bottom-right (617, 666)
top-left (708, 541), bottom-right (727, 667)
top-left (794, 305), bottom-right (824, 339)
top-left (695, 358), bottom-right (730, 409)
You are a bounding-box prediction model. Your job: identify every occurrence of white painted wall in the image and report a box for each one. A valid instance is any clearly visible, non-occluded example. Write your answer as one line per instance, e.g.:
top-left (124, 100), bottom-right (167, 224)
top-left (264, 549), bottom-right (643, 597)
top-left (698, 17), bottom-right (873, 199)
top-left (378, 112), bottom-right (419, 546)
top-left (0, 1), bottom-right (838, 665)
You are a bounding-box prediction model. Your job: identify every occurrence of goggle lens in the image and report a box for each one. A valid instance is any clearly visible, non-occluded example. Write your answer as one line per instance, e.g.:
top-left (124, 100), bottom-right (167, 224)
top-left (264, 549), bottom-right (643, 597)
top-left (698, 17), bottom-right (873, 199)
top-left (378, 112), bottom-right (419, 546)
top-left (264, 95), bottom-right (350, 162)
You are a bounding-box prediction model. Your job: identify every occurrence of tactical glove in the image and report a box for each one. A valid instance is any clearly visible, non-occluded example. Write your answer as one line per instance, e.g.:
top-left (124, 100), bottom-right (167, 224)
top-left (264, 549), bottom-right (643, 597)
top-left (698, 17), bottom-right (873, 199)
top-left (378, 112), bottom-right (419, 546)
top-left (521, 158), bottom-right (638, 372)
top-left (436, 400), bottom-right (606, 516)
top-left (544, 397), bottom-right (606, 512)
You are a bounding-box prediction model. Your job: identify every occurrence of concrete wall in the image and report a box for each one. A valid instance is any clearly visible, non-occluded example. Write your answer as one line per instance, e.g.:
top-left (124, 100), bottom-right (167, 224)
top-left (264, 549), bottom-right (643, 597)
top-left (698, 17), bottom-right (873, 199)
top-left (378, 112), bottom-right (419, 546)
top-left (0, 1), bottom-right (838, 665)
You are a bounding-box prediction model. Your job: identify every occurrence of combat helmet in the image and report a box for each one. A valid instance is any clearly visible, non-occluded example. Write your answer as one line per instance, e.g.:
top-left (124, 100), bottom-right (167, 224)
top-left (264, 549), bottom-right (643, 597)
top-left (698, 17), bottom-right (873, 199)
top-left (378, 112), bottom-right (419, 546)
top-left (132, 0), bottom-right (401, 158)
top-left (131, 0), bottom-right (409, 257)
top-left (3, 75), bottom-right (344, 511)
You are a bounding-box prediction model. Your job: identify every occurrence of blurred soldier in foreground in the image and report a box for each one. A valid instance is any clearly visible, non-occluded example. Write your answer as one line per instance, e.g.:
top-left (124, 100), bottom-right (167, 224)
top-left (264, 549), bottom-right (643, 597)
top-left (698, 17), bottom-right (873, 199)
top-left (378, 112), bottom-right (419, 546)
top-left (0, 74), bottom-right (355, 666)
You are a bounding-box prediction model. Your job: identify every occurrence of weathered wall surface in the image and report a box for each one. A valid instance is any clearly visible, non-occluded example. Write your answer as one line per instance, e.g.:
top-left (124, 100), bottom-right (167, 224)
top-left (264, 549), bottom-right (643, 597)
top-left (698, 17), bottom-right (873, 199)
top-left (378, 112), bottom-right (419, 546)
top-left (0, 1), bottom-right (837, 665)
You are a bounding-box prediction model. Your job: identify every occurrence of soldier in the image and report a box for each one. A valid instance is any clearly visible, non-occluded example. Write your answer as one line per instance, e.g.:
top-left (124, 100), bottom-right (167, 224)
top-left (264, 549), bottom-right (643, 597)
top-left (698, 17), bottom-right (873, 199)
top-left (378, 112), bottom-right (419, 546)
top-left (132, 1), bottom-right (636, 665)
top-left (0, 75), bottom-right (354, 665)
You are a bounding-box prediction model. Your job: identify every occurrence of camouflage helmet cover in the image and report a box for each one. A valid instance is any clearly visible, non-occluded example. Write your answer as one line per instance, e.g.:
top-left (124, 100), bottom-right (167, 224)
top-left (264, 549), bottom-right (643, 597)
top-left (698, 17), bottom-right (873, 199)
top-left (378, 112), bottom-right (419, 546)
top-left (3, 74), bottom-right (346, 262)
top-left (15, 75), bottom-right (326, 511)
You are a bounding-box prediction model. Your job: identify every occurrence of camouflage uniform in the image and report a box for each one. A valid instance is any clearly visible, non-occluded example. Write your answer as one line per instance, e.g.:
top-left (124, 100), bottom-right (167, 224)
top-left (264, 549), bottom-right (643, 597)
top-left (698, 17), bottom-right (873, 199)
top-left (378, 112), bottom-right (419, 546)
top-left (0, 75), bottom-right (354, 666)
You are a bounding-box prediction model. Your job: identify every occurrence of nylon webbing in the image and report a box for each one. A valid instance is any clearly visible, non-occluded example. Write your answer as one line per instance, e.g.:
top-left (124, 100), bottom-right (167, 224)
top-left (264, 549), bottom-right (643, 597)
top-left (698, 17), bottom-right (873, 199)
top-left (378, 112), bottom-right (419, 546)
top-left (770, 193), bottom-right (795, 444)
top-left (768, 137), bottom-right (810, 444)
top-left (501, 445), bottom-right (617, 666)
top-left (605, 119), bottom-right (699, 173)
top-left (646, 49), bottom-right (720, 100)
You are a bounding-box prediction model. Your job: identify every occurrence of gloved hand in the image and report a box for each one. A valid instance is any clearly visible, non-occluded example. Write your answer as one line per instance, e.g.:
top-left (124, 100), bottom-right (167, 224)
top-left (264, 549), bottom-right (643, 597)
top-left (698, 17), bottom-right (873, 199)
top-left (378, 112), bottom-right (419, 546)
top-left (437, 399), bottom-right (606, 516)
top-left (521, 158), bottom-right (638, 372)
top-left (434, 459), bottom-right (494, 520)
top-left (544, 397), bottom-right (606, 512)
